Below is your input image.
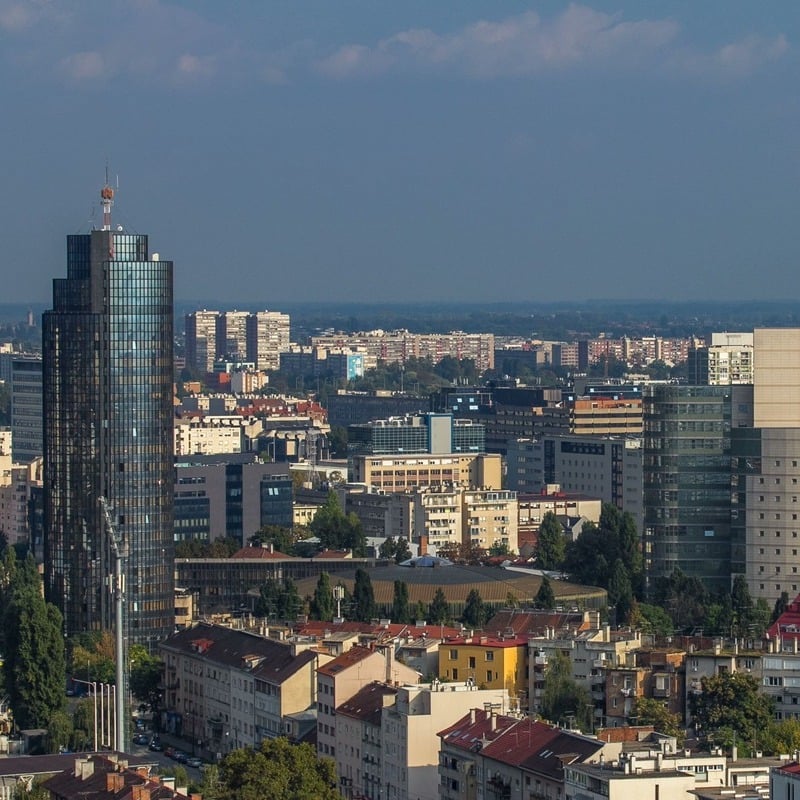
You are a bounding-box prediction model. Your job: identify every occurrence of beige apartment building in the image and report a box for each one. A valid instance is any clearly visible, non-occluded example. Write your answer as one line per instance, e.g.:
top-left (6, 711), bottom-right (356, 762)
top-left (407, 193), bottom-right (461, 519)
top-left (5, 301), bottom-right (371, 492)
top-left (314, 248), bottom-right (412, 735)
top-left (413, 485), bottom-right (518, 553)
top-left (743, 329), bottom-right (800, 603)
top-left (350, 452), bottom-right (502, 493)
top-left (316, 646), bottom-right (418, 762)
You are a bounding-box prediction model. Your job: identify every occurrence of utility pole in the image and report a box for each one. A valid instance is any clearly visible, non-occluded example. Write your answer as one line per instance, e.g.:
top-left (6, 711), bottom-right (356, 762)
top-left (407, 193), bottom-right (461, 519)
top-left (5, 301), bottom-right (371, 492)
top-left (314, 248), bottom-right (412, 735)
top-left (99, 497), bottom-right (127, 753)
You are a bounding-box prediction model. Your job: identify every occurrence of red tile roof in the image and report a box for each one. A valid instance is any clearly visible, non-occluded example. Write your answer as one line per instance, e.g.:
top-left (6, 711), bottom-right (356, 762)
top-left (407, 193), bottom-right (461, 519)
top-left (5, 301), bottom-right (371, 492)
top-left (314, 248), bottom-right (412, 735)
top-left (444, 636), bottom-right (528, 648)
top-left (336, 681), bottom-right (398, 725)
top-left (438, 708), bottom-right (518, 751)
top-left (768, 593), bottom-right (800, 642)
top-left (317, 645), bottom-right (377, 677)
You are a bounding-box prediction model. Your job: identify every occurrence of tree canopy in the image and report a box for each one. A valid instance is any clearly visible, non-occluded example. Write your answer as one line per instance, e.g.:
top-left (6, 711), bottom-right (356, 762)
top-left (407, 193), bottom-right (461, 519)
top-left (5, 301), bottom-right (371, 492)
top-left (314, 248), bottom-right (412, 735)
top-left (3, 553), bottom-right (66, 729)
top-left (428, 588), bottom-right (450, 625)
top-left (391, 580), bottom-right (411, 624)
top-left (352, 569), bottom-right (376, 622)
top-left (310, 492), bottom-right (366, 556)
top-left (310, 573), bottom-right (335, 622)
top-left (462, 588), bottom-right (489, 629)
top-left (540, 651), bottom-right (592, 731)
top-left (537, 512), bottom-right (565, 570)
top-left (217, 737), bottom-right (341, 800)
top-left (690, 671), bottom-right (774, 754)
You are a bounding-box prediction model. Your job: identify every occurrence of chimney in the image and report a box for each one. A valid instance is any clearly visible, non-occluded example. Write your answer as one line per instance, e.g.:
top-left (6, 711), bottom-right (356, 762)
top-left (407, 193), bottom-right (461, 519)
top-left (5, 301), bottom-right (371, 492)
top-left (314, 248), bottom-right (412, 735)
top-left (106, 773), bottom-right (125, 792)
top-left (75, 758), bottom-right (94, 780)
top-left (470, 709), bottom-right (476, 724)
top-left (655, 753), bottom-right (662, 772)
top-left (385, 646), bottom-right (392, 684)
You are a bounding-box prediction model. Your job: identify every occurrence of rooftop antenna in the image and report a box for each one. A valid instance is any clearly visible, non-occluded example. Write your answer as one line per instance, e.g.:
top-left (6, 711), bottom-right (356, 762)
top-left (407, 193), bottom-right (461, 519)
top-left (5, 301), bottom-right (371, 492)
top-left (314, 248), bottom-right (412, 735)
top-left (101, 162), bottom-right (115, 231)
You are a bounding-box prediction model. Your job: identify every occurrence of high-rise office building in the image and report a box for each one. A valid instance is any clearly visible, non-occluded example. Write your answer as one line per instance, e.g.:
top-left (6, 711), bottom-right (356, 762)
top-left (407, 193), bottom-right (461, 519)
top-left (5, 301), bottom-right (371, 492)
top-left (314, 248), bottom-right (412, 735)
top-left (11, 355), bottom-right (43, 462)
top-left (642, 384), bottom-right (738, 595)
top-left (43, 183), bottom-right (174, 647)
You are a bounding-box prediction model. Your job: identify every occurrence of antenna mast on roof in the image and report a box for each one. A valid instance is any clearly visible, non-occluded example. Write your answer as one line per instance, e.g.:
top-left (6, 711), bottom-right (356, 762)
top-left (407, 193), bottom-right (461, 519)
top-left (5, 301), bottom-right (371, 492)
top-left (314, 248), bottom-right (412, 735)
top-left (100, 162), bottom-right (115, 231)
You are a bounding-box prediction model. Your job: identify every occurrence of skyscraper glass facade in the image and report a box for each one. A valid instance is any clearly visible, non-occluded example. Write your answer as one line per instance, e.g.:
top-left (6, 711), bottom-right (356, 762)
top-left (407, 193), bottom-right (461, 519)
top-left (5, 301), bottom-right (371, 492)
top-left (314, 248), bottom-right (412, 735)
top-left (642, 384), bottom-right (732, 595)
top-left (44, 227), bottom-right (174, 647)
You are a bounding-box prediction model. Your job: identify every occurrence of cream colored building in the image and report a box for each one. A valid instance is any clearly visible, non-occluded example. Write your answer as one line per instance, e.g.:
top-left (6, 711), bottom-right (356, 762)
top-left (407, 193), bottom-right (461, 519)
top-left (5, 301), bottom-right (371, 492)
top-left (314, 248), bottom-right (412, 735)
top-left (350, 452), bottom-right (502, 493)
top-left (744, 329), bottom-right (800, 603)
top-left (174, 415), bottom-right (262, 456)
top-left (381, 682), bottom-right (509, 800)
top-left (159, 623), bottom-right (322, 760)
top-left (317, 646), bottom-right (418, 763)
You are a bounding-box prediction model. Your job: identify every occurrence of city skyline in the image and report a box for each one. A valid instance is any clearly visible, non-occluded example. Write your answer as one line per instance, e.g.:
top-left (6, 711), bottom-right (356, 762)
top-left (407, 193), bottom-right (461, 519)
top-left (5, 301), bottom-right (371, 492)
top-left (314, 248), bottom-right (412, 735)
top-left (1, 2), bottom-right (799, 305)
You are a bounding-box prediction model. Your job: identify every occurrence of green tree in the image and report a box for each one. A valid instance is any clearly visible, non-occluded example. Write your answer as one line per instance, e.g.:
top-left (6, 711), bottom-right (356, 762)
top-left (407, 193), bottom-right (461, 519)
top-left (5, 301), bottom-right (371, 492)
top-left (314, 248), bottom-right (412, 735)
top-left (310, 492), bottom-right (366, 556)
top-left (391, 580), bottom-right (411, 624)
top-left (255, 578), bottom-right (303, 621)
top-left (541, 651), bottom-right (592, 731)
top-left (72, 699), bottom-right (94, 750)
top-left (47, 710), bottom-right (73, 753)
top-left (4, 554), bottom-right (66, 729)
top-left (352, 569), bottom-right (376, 622)
top-left (310, 573), bottom-right (335, 622)
top-left (428, 588), bottom-right (450, 625)
top-left (762, 718), bottom-right (800, 756)
top-left (772, 591), bottom-right (790, 625)
top-left (68, 631), bottom-right (116, 685)
top-left (628, 601), bottom-right (674, 636)
top-left (248, 525), bottom-right (297, 555)
top-left (690, 671), bottom-right (774, 753)
top-left (378, 537), bottom-right (397, 560)
top-left (394, 537), bottom-right (412, 564)
top-left (608, 559), bottom-right (633, 623)
top-left (462, 589), bottom-right (488, 629)
top-left (537, 513), bottom-right (565, 570)
top-left (414, 600), bottom-right (427, 623)
top-left (129, 644), bottom-right (163, 712)
top-left (633, 697), bottom-right (683, 741)
top-left (534, 576), bottom-right (556, 610)
top-left (217, 736), bottom-right (341, 800)
top-left (488, 541), bottom-right (512, 558)
top-left (327, 426), bottom-right (348, 458)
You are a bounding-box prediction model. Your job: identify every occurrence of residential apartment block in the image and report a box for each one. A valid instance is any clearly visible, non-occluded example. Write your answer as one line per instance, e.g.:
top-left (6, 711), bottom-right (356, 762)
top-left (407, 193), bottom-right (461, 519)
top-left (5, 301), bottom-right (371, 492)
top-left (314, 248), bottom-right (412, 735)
top-left (159, 623), bottom-right (325, 760)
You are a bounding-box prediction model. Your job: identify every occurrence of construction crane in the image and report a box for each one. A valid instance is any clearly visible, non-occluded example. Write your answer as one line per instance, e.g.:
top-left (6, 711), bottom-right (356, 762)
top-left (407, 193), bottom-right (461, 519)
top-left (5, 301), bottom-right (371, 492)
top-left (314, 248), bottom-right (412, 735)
top-left (99, 496), bottom-right (127, 754)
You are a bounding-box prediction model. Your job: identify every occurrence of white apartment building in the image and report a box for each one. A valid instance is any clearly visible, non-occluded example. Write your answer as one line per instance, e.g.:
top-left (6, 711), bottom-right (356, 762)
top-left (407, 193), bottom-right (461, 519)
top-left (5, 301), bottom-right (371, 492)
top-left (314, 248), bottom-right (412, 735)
top-left (246, 311), bottom-right (290, 371)
top-left (317, 646), bottom-right (419, 763)
top-left (381, 682), bottom-right (510, 800)
top-left (174, 415), bottom-right (261, 456)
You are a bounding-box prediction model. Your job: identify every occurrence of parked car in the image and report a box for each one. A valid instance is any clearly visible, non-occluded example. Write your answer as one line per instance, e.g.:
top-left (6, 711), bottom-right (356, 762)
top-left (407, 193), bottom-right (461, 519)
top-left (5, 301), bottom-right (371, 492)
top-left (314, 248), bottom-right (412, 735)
top-left (133, 733), bottom-right (149, 746)
top-left (164, 746), bottom-right (176, 759)
top-left (173, 751), bottom-right (188, 763)
top-left (149, 739), bottom-right (163, 752)
top-left (186, 757), bottom-right (202, 769)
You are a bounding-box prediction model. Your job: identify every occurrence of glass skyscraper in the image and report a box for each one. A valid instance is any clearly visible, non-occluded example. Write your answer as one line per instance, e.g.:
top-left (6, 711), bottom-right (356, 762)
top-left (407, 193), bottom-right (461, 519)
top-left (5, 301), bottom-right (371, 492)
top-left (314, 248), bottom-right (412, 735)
top-left (642, 384), bottom-right (733, 595)
top-left (43, 191), bottom-right (174, 648)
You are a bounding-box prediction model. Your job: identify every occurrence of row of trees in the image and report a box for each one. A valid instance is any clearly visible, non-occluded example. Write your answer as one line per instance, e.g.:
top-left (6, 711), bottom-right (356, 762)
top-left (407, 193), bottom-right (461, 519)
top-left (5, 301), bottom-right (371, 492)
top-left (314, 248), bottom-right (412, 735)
top-left (537, 502), bottom-right (775, 639)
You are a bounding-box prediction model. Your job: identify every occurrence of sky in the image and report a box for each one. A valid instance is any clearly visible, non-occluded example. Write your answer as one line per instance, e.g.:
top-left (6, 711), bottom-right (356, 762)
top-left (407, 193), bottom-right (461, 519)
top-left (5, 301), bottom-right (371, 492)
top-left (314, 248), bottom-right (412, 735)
top-left (2, 1), bottom-right (800, 306)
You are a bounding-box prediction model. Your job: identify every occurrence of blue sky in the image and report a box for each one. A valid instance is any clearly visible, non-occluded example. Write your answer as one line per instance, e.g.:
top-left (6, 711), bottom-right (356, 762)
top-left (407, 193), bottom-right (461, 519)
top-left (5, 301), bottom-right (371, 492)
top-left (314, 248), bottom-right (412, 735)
top-left (2, 1), bottom-right (799, 304)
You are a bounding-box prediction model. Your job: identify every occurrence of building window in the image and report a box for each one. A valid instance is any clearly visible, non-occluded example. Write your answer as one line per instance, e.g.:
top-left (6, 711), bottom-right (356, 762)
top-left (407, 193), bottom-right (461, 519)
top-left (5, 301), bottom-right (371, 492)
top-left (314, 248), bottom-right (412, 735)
top-left (450, 650), bottom-right (458, 660)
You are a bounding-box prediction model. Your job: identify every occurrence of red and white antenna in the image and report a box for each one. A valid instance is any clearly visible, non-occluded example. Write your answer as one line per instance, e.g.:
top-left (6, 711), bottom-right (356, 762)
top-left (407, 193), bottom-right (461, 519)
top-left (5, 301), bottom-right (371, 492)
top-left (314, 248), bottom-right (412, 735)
top-left (100, 164), bottom-right (115, 231)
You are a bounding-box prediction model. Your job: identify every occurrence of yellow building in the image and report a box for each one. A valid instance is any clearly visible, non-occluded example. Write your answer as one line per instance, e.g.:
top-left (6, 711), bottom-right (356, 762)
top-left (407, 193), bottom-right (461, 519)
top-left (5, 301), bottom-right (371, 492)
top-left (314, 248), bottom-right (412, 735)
top-left (439, 635), bottom-right (528, 707)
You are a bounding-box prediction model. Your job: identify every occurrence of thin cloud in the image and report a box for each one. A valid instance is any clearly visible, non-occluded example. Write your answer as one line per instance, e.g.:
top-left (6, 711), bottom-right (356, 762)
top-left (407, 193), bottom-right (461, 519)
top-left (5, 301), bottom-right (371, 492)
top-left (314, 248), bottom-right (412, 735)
top-left (60, 50), bottom-right (105, 81)
top-left (315, 4), bottom-right (788, 81)
top-left (316, 6), bottom-right (680, 79)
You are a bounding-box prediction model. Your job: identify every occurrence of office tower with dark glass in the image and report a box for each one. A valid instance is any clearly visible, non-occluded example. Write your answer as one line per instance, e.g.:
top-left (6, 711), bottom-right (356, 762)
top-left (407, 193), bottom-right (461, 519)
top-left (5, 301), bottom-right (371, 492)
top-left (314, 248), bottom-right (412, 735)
top-left (43, 184), bottom-right (174, 647)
